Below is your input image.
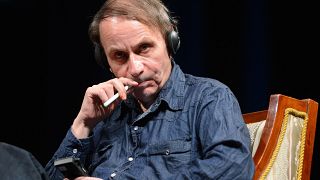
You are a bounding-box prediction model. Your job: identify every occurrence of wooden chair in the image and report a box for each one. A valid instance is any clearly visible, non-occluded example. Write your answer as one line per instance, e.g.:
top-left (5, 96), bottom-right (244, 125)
top-left (243, 94), bottom-right (318, 180)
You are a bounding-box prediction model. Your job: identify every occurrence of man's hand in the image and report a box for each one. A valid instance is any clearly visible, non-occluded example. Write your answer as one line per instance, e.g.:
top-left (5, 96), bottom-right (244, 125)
top-left (71, 78), bottom-right (138, 139)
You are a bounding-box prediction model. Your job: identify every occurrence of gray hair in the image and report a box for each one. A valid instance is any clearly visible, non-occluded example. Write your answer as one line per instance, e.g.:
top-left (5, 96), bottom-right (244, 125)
top-left (88, 0), bottom-right (178, 46)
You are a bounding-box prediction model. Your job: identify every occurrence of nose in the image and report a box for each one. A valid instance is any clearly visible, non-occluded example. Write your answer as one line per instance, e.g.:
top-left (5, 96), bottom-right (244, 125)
top-left (128, 54), bottom-right (144, 77)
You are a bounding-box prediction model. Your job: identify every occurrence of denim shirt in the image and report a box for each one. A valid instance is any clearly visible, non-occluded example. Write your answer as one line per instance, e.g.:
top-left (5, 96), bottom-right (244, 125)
top-left (45, 62), bottom-right (255, 180)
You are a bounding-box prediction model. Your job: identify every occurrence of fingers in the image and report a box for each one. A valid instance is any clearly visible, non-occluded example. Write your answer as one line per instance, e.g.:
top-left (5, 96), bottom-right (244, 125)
top-left (89, 78), bottom-right (138, 106)
top-left (108, 78), bottom-right (135, 99)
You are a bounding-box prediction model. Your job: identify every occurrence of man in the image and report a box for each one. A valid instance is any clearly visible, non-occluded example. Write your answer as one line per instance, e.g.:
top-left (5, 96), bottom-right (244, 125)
top-left (0, 142), bottom-right (49, 180)
top-left (45, 0), bottom-right (255, 179)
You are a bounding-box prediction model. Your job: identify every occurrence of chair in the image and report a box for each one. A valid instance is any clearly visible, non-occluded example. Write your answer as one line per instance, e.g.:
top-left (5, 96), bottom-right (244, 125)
top-left (243, 94), bottom-right (318, 180)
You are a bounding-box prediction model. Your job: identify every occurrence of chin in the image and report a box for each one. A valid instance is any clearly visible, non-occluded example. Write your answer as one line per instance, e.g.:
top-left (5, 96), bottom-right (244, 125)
top-left (133, 86), bottom-right (159, 101)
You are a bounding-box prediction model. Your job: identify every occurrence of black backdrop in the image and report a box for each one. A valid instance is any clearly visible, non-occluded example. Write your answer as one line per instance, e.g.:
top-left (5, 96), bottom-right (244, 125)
top-left (0, 0), bottom-right (319, 178)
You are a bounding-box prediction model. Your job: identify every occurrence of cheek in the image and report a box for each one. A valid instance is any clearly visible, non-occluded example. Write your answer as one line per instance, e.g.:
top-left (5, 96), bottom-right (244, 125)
top-left (110, 65), bottom-right (127, 77)
top-left (147, 61), bottom-right (163, 76)
top-left (156, 57), bottom-right (171, 74)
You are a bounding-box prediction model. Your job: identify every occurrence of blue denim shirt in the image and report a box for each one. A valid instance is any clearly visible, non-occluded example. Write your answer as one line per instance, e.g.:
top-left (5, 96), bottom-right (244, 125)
top-left (45, 62), bottom-right (255, 180)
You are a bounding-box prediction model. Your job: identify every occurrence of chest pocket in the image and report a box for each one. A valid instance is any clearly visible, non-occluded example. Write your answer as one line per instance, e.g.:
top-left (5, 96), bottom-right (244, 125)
top-left (147, 139), bottom-right (191, 170)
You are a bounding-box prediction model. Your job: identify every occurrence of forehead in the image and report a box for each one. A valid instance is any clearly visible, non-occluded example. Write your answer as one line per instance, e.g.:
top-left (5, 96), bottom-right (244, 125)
top-left (99, 16), bottom-right (163, 43)
top-left (99, 16), bottom-right (161, 35)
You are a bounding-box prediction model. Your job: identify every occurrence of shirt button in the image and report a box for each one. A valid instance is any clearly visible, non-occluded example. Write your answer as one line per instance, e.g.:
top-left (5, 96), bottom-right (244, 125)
top-left (133, 126), bottom-right (139, 131)
top-left (165, 149), bottom-right (170, 155)
top-left (128, 157), bottom-right (134, 161)
top-left (72, 149), bottom-right (78, 154)
top-left (110, 172), bottom-right (116, 178)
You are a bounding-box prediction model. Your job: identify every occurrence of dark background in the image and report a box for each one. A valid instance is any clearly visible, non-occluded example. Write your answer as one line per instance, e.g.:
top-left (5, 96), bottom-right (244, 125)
top-left (1, 0), bottom-right (319, 178)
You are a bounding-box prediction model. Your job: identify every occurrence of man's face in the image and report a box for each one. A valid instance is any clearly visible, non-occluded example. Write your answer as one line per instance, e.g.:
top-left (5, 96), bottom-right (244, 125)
top-left (99, 16), bottom-right (172, 104)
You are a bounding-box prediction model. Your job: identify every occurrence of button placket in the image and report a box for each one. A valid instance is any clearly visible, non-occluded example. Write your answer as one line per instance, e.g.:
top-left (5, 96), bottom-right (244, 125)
top-left (110, 172), bottom-right (116, 178)
top-left (133, 126), bottom-right (139, 131)
top-left (72, 148), bottom-right (78, 154)
top-left (131, 126), bottom-right (138, 148)
top-left (165, 149), bottom-right (170, 156)
top-left (128, 157), bottom-right (134, 161)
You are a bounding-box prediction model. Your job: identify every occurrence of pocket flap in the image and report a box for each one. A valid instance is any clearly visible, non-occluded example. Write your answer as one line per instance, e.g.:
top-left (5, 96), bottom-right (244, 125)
top-left (148, 140), bottom-right (191, 155)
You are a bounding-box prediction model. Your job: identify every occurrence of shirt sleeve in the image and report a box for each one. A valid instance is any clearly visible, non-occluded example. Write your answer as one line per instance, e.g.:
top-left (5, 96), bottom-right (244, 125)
top-left (44, 128), bottom-right (93, 180)
top-left (172, 87), bottom-right (255, 179)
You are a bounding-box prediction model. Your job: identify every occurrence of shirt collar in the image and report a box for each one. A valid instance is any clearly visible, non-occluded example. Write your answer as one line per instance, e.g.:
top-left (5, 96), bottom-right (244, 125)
top-left (109, 60), bottom-right (185, 122)
top-left (124, 60), bottom-right (186, 111)
top-left (126, 60), bottom-right (185, 111)
top-left (157, 60), bottom-right (185, 110)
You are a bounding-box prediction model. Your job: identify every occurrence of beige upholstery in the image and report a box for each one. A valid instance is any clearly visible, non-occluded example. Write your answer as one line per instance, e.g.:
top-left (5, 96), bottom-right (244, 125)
top-left (247, 120), bottom-right (266, 156)
top-left (264, 108), bottom-right (307, 180)
top-left (243, 94), bottom-right (318, 180)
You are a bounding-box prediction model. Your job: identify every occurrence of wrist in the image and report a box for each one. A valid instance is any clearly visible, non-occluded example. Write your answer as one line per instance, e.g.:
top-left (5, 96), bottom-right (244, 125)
top-left (71, 119), bottom-right (91, 139)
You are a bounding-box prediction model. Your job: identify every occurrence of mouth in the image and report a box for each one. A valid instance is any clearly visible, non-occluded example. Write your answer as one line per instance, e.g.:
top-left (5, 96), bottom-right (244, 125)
top-left (136, 80), bottom-right (150, 88)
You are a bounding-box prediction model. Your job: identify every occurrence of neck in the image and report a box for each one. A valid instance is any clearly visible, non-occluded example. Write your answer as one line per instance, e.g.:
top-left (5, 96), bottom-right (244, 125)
top-left (137, 97), bottom-right (154, 112)
top-left (139, 102), bottom-right (148, 112)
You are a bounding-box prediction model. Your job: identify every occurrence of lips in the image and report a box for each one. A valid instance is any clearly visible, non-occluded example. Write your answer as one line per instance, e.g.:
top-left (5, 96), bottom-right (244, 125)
top-left (137, 80), bottom-right (151, 88)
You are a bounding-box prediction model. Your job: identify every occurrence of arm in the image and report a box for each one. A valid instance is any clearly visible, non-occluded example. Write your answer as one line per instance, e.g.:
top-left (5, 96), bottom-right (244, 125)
top-left (173, 88), bottom-right (255, 179)
top-left (71, 78), bottom-right (138, 139)
top-left (44, 129), bottom-right (93, 180)
top-left (45, 78), bottom-right (138, 179)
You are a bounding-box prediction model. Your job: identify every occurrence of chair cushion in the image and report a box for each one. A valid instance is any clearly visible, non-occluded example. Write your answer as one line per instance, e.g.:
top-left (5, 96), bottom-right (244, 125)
top-left (246, 120), bottom-right (266, 156)
top-left (265, 113), bottom-right (304, 180)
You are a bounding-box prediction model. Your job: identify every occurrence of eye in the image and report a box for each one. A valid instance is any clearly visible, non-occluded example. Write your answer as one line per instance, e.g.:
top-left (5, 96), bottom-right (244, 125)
top-left (113, 51), bottom-right (127, 60)
top-left (139, 43), bottom-right (150, 53)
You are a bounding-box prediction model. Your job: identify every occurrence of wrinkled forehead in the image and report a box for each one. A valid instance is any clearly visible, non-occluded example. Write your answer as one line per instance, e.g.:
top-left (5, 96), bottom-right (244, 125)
top-left (101, 15), bottom-right (162, 36)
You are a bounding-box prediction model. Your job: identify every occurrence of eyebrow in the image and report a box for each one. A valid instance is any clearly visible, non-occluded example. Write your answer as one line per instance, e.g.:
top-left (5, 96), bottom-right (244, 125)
top-left (134, 36), bottom-right (156, 50)
top-left (107, 37), bottom-right (154, 53)
top-left (135, 39), bottom-right (154, 48)
top-left (108, 46), bottom-right (126, 54)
